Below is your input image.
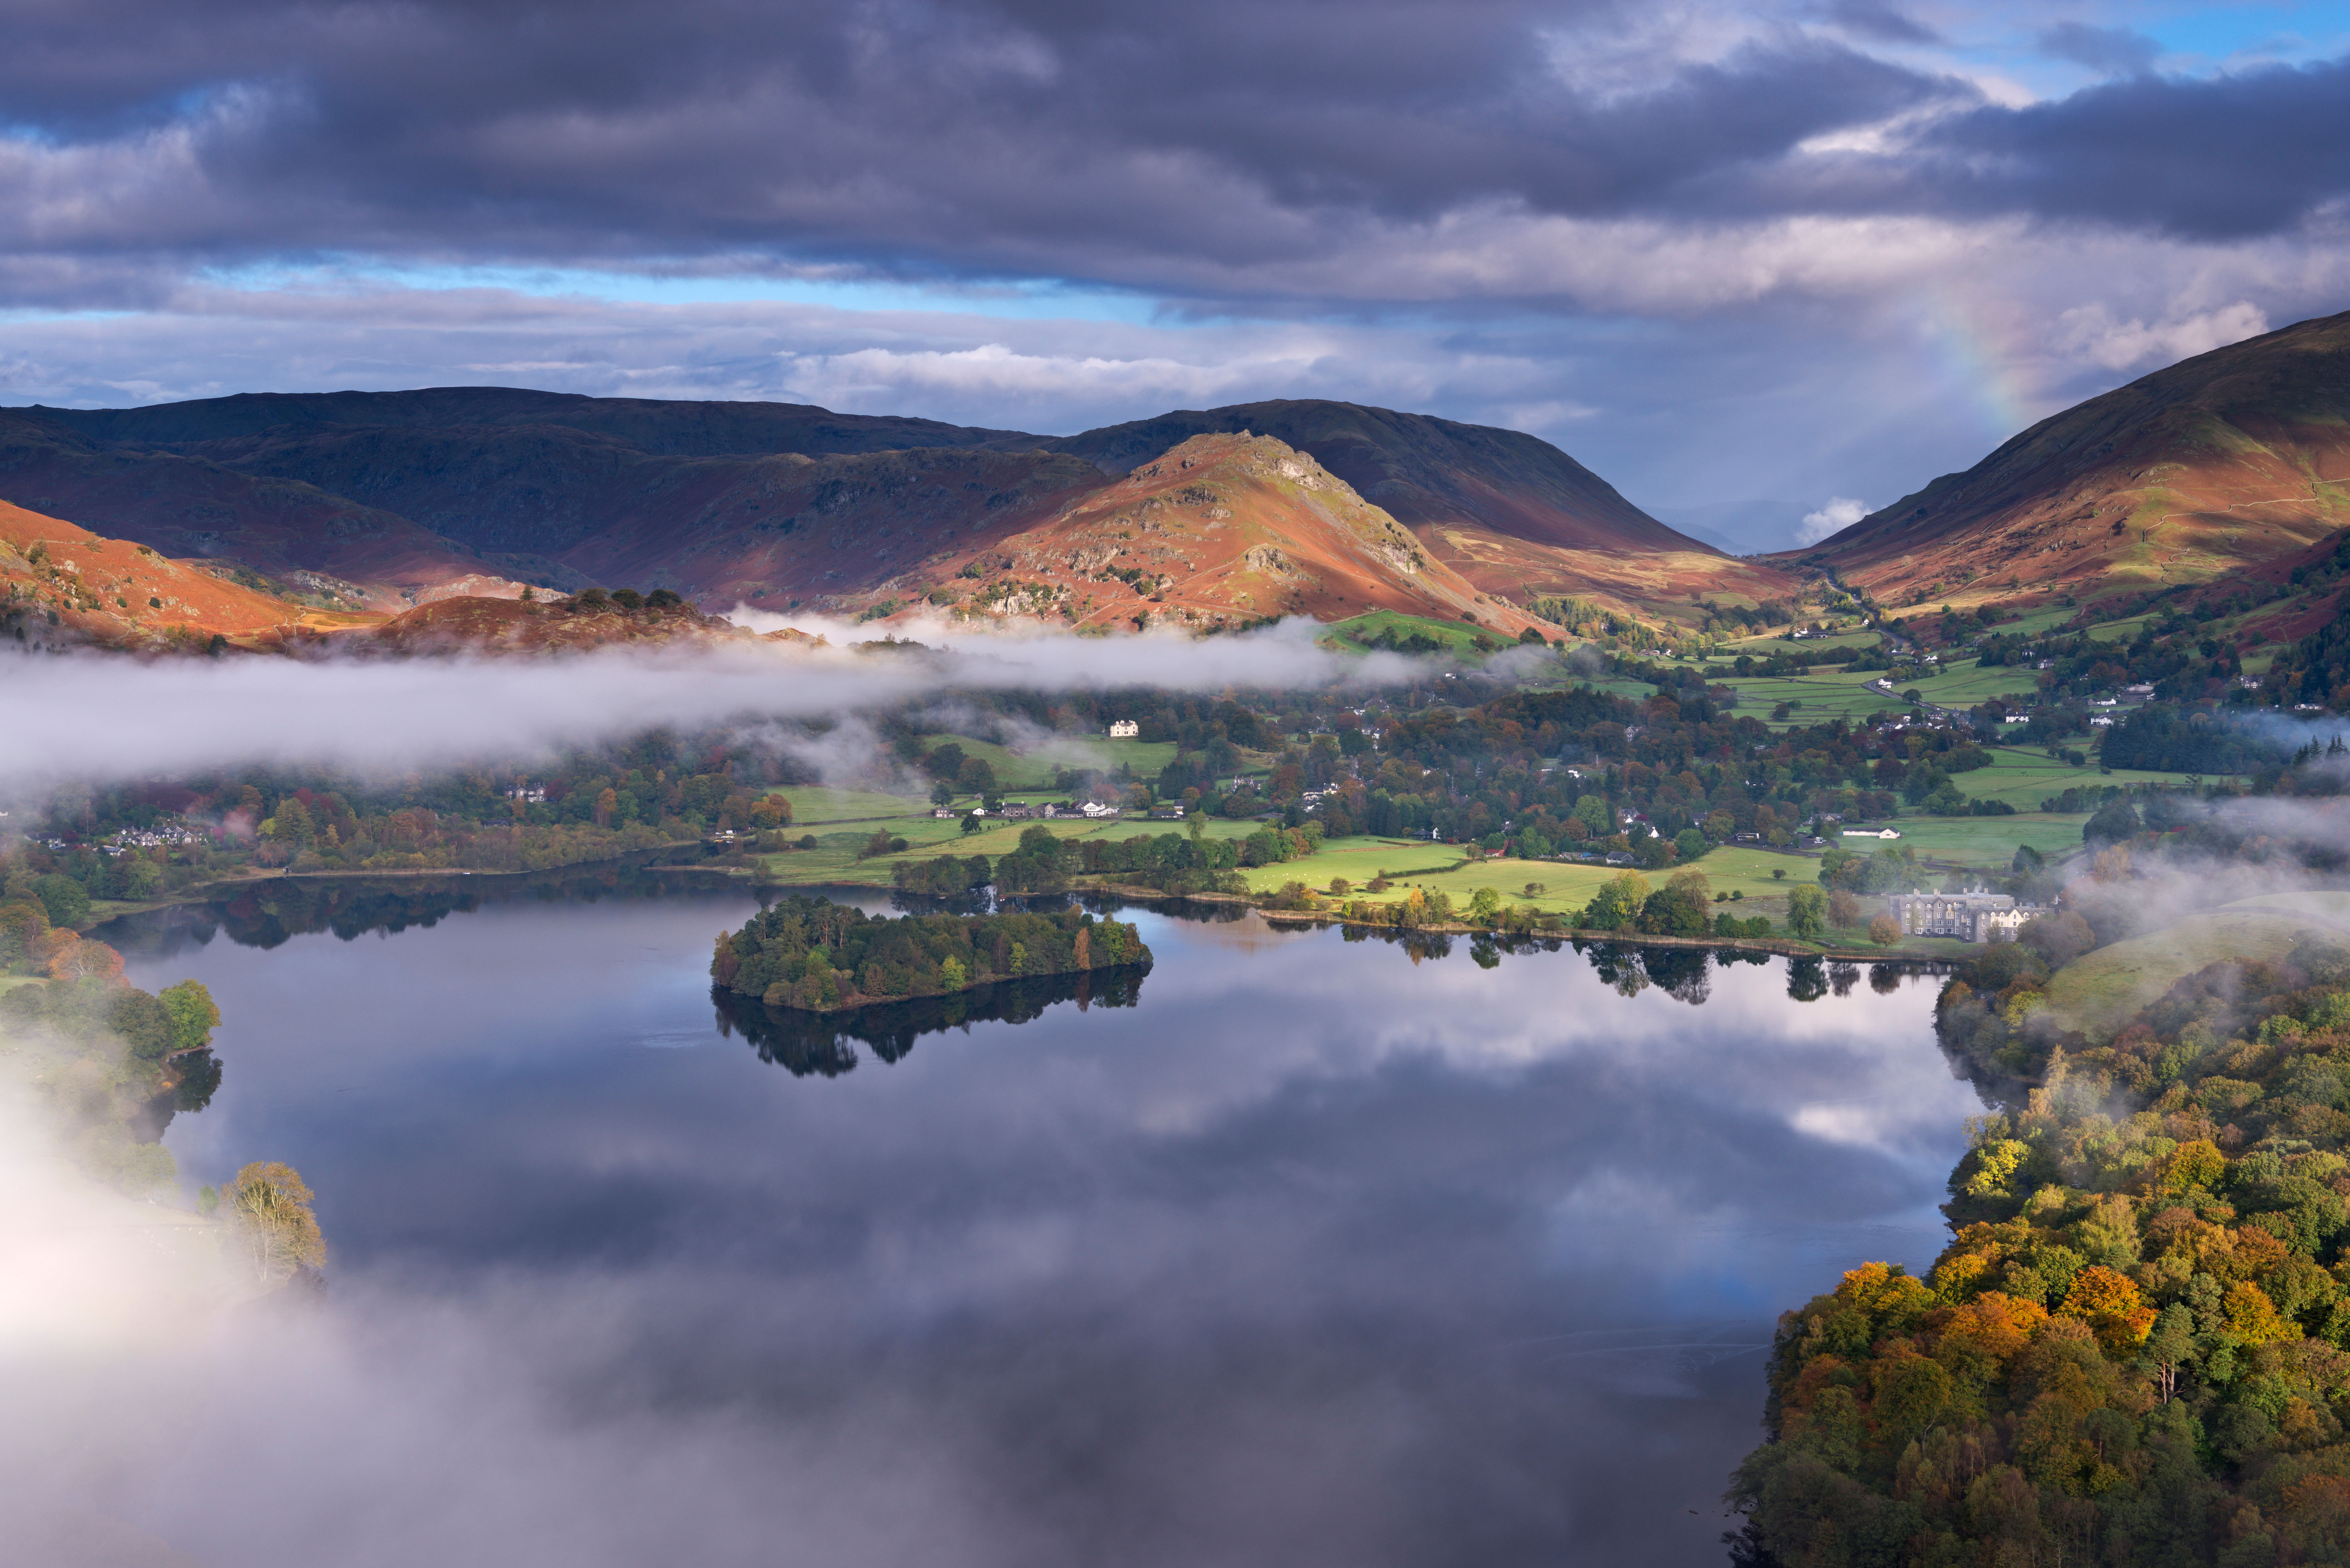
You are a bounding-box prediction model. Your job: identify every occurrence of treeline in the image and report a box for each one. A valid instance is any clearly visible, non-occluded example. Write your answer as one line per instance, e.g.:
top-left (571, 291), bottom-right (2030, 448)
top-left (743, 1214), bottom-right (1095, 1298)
top-left (712, 894), bottom-right (1150, 1013)
top-left (2100, 707), bottom-right (2276, 775)
top-left (25, 724), bottom-right (804, 900)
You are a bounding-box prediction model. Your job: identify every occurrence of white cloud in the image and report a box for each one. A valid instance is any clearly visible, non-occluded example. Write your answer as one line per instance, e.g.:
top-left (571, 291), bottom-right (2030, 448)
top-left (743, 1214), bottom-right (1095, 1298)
top-left (1796, 496), bottom-right (1870, 545)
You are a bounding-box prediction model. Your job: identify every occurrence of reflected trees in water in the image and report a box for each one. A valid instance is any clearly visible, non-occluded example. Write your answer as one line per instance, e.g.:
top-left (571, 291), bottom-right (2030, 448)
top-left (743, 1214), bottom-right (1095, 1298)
top-left (712, 965), bottom-right (1150, 1076)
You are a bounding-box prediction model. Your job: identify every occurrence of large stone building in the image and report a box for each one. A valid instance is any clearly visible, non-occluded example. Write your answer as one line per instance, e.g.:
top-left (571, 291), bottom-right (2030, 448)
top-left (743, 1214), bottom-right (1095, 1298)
top-left (1888, 890), bottom-right (2046, 943)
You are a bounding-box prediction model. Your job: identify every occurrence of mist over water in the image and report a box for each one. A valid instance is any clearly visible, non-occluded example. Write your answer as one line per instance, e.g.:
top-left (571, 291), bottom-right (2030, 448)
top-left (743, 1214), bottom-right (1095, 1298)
top-left (57, 882), bottom-right (1979, 1567)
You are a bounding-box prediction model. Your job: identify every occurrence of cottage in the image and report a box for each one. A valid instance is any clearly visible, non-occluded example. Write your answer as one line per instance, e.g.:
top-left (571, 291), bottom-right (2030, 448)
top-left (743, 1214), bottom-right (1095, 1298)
top-left (932, 806), bottom-right (955, 818)
top-left (1843, 827), bottom-right (1902, 840)
top-left (1889, 890), bottom-right (2046, 943)
top-left (1107, 719), bottom-right (1140, 738)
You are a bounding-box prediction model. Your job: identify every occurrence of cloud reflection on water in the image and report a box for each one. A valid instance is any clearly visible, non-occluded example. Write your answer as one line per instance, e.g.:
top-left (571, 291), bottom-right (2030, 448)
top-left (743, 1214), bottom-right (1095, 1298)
top-left (59, 888), bottom-right (1986, 1567)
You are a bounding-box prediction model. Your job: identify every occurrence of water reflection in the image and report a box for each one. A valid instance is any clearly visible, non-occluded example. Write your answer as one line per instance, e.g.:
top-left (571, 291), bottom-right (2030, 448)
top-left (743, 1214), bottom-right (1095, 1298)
top-left (90, 881), bottom-right (1978, 1567)
top-left (713, 964), bottom-right (1150, 1075)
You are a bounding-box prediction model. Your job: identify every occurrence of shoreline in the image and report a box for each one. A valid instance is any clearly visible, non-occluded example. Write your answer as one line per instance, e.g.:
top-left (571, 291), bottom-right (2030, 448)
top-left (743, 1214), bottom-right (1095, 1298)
top-left (83, 854), bottom-right (1952, 970)
top-left (80, 841), bottom-right (716, 928)
top-left (1077, 881), bottom-right (1944, 965)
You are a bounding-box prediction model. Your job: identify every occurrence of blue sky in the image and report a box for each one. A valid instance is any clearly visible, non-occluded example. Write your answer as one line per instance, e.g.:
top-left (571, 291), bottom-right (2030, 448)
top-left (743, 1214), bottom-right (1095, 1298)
top-left (3, 0), bottom-right (2349, 548)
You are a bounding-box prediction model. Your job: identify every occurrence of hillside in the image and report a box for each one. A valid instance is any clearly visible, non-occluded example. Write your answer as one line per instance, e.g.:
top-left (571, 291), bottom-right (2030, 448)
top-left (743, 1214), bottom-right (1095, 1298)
top-left (1051, 399), bottom-right (1798, 617)
top-left (0, 386), bottom-right (1797, 630)
top-left (0, 496), bottom-right (351, 652)
top-left (893, 432), bottom-right (1541, 633)
top-left (0, 410), bottom-right (520, 610)
top-left (1796, 308), bottom-right (2350, 610)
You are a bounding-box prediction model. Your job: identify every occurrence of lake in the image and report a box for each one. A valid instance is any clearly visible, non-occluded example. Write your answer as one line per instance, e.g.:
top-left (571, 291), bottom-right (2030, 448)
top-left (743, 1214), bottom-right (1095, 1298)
top-left (91, 871), bottom-right (1983, 1567)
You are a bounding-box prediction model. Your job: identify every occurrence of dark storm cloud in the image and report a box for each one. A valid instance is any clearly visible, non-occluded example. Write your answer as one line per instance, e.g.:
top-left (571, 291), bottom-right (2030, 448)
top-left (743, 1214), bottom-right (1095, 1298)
top-left (1, 0), bottom-right (2346, 297)
top-left (1912, 57), bottom-right (2350, 239)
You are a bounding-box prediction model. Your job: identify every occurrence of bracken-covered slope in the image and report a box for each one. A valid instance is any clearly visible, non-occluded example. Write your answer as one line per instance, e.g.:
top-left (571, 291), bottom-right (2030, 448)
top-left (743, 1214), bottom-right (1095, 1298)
top-left (1797, 308), bottom-right (2350, 609)
top-left (0, 497), bottom-right (351, 653)
top-left (894, 431), bottom-right (1543, 634)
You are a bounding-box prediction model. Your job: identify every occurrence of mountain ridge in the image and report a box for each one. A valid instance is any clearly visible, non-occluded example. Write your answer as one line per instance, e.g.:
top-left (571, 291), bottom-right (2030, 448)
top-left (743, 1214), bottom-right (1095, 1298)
top-left (0, 388), bottom-right (1769, 627)
top-left (1794, 308), bottom-right (2350, 609)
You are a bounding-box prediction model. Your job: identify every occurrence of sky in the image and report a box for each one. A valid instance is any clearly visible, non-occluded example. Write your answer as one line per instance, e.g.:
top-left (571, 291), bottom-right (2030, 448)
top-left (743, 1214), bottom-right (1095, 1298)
top-left (4, 0), bottom-right (2350, 549)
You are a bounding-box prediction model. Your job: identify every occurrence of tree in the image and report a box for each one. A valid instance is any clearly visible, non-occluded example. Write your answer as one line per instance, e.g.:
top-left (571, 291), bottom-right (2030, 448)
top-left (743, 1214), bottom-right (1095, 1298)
top-left (2145, 1303), bottom-right (2194, 1404)
top-left (224, 1161), bottom-right (326, 1285)
top-left (957, 756), bottom-right (997, 796)
top-left (30, 873), bottom-right (90, 928)
top-left (1787, 884), bottom-right (1828, 939)
top-left (1469, 886), bottom-right (1502, 922)
top-left (1827, 888), bottom-right (1860, 928)
top-left (2083, 795), bottom-right (2141, 845)
top-left (1639, 875), bottom-right (1710, 937)
top-left (930, 779), bottom-right (956, 807)
top-left (1868, 915), bottom-right (1900, 946)
top-left (750, 794), bottom-right (792, 828)
top-left (271, 795), bottom-right (315, 846)
top-left (960, 811), bottom-right (984, 836)
top-left (856, 829), bottom-right (895, 860)
top-left (107, 988), bottom-right (175, 1060)
top-left (1673, 827), bottom-right (1707, 863)
top-left (1579, 871), bottom-right (1648, 931)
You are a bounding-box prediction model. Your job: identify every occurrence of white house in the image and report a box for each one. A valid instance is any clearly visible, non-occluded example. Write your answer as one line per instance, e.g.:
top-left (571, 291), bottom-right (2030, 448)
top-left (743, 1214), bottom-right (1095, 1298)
top-left (1843, 827), bottom-right (1902, 840)
top-left (1108, 719), bottom-right (1139, 738)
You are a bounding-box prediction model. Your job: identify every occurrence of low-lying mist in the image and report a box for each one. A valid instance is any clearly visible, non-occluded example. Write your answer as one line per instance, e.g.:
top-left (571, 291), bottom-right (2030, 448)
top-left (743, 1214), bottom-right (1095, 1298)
top-left (0, 619), bottom-right (1437, 794)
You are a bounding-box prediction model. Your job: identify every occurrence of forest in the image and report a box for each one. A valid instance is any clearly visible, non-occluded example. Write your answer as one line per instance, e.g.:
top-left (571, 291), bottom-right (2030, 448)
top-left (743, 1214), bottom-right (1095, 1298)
top-left (711, 893), bottom-right (1151, 1013)
top-left (1731, 755), bottom-right (2350, 1566)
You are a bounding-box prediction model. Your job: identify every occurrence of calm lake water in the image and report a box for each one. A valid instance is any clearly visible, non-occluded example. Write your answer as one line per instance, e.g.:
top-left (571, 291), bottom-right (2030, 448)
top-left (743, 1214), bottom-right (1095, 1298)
top-left (98, 871), bottom-right (1983, 1568)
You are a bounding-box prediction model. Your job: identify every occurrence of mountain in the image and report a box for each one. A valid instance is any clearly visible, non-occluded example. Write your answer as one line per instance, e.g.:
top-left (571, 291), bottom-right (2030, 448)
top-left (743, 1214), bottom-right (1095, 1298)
top-left (0, 387), bottom-right (1792, 630)
top-left (1795, 309), bottom-right (2350, 609)
top-left (1048, 400), bottom-right (1797, 615)
top-left (27, 386), bottom-right (1037, 457)
top-left (897, 431), bottom-right (1539, 633)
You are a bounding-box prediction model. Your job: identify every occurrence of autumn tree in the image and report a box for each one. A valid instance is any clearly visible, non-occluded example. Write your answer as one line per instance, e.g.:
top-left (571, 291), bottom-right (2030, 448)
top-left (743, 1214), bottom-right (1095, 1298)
top-left (1868, 914), bottom-right (1900, 946)
top-left (225, 1161), bottom-right (326, 1285)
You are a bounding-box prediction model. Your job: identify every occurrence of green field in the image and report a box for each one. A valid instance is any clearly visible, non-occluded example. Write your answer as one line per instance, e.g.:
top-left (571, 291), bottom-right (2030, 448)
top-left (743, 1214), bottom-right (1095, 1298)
top-left (1856, 814), bottom-right (2086, 869)
top-left (1325, 609), bottom-right (1500, 655)
top-left (2043, 893), bottom-right (2350, 1038)
top-left (766, 785), bottom-right (927, 823)
top-left (1241, 839), bottom-right (1841, 927)
top-left (1715, 667), bottom-right (1900, 726)
top-left (1902, 660), bottom-right (2044, 708)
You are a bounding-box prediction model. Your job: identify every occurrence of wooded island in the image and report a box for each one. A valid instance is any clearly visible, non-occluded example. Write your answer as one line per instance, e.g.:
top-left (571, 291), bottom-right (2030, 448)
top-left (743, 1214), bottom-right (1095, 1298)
top-left (712, 895), bottom-right (1151, 1013)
